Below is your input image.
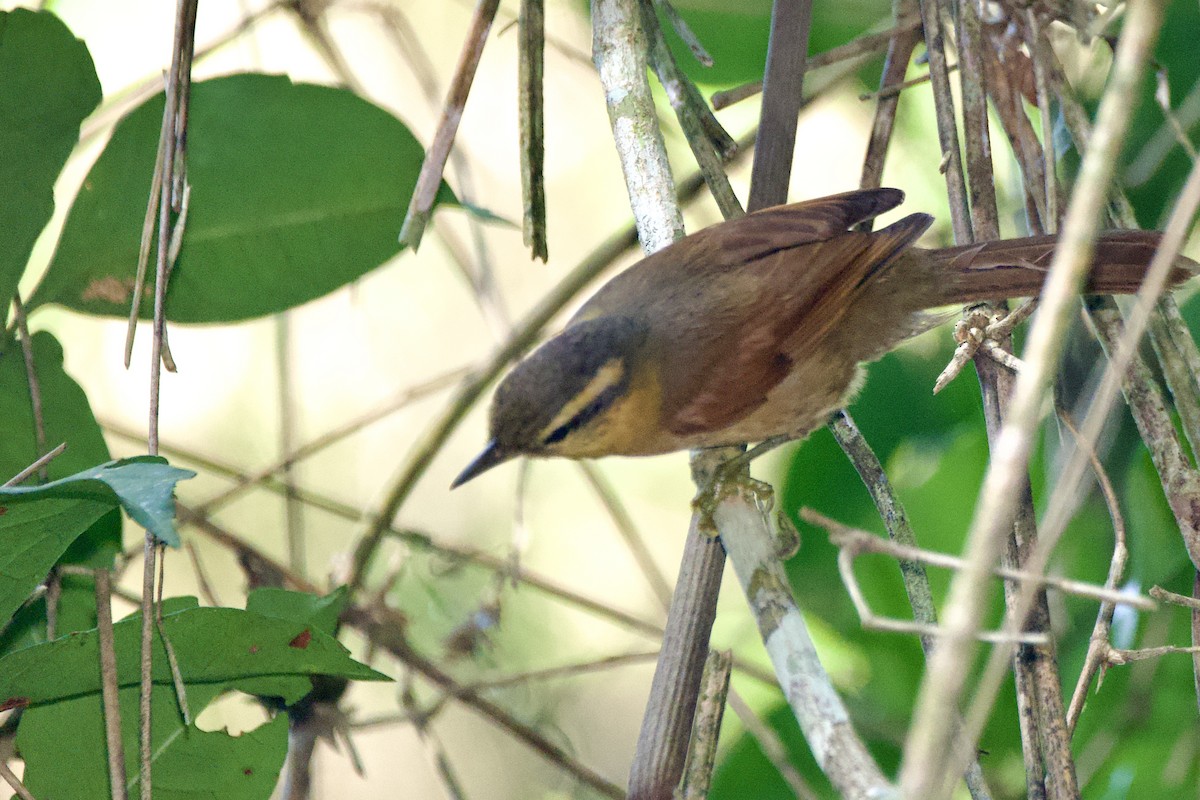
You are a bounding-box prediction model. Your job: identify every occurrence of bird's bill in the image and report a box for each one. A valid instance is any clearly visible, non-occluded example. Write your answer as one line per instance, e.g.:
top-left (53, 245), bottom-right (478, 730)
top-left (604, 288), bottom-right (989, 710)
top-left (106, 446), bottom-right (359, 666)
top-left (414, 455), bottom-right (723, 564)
top-left (450, 440), bottom-right (511, 488)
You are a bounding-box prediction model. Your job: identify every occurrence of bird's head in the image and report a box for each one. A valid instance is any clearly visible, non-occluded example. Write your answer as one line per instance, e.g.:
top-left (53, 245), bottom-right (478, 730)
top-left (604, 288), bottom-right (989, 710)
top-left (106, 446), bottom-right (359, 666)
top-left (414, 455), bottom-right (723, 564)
top-left (451, 316), bottom-right (650, 487)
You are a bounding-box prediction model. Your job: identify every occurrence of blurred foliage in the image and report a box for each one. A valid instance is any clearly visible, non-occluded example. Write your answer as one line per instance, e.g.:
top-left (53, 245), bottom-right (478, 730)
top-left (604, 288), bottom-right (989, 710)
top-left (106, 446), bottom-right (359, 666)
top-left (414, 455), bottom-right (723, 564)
top-left (653, 0), bottom-right (892, 87)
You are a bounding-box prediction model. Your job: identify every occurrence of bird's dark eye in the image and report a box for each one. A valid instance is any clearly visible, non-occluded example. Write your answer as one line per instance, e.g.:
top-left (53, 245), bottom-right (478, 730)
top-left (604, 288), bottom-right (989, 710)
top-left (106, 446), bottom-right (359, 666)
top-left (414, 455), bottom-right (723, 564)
top-left (540, 383), bottom-right (623, 446)
top-left (543, 424), bottom-right (571, 444)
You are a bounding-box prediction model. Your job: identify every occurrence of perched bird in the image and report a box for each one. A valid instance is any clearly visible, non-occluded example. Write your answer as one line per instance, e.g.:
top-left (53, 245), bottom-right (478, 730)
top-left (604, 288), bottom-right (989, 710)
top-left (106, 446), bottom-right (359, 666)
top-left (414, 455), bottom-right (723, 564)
top-left (452, 188), bottom-right (1194, 487)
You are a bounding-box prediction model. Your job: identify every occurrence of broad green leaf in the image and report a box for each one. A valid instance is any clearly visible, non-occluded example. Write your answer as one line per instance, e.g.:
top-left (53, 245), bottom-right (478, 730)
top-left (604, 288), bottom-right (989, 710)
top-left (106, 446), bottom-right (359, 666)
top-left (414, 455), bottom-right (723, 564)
top-left (150, 715), bottom-right (288, 800)
top-left (0, 455), bottom-right (194, 547)
top-left (0, 604), bottom-right (388, 709)
top-left (0, 495), bottom-right (110, 636)
top-left (0, 572), bottom-right (97, 657)
top-left (0, 330), bottom-right (119, 569)
top-left (20, 681), bottom-right (286, 800)
top-left (31, 73), bottom-right (456, 322)
top-left (246, 586), bottom-right (350, 635)
top-left (0, 8), bottom-right (101, 305)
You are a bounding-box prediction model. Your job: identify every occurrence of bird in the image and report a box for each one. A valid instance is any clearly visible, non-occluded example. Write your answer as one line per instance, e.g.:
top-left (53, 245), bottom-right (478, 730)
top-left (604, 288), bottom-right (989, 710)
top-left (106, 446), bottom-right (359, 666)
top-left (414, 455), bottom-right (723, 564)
top-left (452, 188), bottom-right (1195, 488)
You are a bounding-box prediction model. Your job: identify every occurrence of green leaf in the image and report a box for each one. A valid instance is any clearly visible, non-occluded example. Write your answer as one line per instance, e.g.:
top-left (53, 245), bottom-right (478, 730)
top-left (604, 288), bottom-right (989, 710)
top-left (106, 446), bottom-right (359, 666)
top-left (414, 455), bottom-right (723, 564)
top-left (31, 73), bottom-right (457, 322)
top-left (0, 8), bottom-right (101, 305)
top-left (0, 572), bottom-right (97, 657)
top-left (150, 715), bottom-right (289, 800)
top-left (20, 682), bottom-right (286, 800)
top-left (0, 286), bottom-right (118, 572)
top-left (246, 586), bottom-right (349, 636)
top-left (0, 604), bottom-right (388, 709)
top-left (0, 455), bottom-right (194, 547)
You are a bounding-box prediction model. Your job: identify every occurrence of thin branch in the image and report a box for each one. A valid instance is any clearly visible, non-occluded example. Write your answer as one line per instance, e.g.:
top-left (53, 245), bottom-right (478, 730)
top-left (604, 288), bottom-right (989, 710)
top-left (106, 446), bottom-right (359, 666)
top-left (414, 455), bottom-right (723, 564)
top-left (593, 0), bottom-right (684, 251)
top-left (274, 315), bottom-right (305, 574)
top-left (1060, 407), bottom-right (1129, 733)
top-left (188, 367), bottom-right (466, 518)
top-left (0, 761), bottom-right (35, 800)
top-left (2, 443), bottom-right (66, 488)
top-left (518, 0), bottom-right (548, 260)
top-left (858, 0), bottom-right (920, 198)
top-left (642, 2), bottom-right (742, 220)
top-left (11, 291), bottom-right (47, 483)
top-left (915, 0), bottom-right (970, 242)
top-left (676, 649), bottom-right (732, 800)
top-left (811, 510), bottom-right (1151, 612)
top-left (399, 0), bottom-right (501, 250)
top-left (719, 485), bottom-right (890, 798)
top-left (627, 452), bottom-right (728, 800)
top-left (343, 604), bottom-right (625, 798)
top-left (96, 569), bottom-right (129, 800)
top-left (713, 19), bottom-right (920, 110)
top-left (141, 4), bottom-right (198, 797)
top-left (899, 3), bottom-right (1164, 795)
top-left (746, 0), bottom-right (811, 212)
top-left (577, 462), bottom-right (673, 611)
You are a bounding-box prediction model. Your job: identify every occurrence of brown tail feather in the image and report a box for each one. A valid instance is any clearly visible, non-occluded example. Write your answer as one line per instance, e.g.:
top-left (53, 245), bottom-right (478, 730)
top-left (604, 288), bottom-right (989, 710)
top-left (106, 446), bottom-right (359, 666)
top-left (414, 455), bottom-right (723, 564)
top-left (920, 230), bottom-right (1197, 304)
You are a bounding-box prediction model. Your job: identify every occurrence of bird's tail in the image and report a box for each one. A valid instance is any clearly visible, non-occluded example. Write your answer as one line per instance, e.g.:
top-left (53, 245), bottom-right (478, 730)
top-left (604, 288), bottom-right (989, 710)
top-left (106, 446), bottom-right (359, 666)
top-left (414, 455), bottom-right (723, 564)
top-left (921, 230), bottom-right (1197, 304)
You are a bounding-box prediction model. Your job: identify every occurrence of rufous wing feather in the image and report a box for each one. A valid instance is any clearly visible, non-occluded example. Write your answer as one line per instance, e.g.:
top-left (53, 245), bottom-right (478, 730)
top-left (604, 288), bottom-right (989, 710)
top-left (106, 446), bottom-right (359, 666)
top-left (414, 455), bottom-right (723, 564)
top-left (665, 213), bottom-right (933, 435)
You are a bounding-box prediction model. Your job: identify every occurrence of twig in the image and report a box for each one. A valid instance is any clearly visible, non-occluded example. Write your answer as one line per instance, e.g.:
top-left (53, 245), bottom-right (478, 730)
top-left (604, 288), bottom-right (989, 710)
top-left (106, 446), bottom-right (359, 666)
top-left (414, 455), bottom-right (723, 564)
top-left (577, 462), bottom-right (673, 611)
top-left (829, 413), bottom-right (937, 643)
top-left (593, 0), bottom-right (684, 251)
top-left (141, 4), bottom-right (198, 797)
top-left (676, 649), bottom-right (731, 800)
top-left (915, 0), bottom-right (970, 243)
top-left (11, 292), bottom-right (47, 483)
top-left (124, 115), bottom-right (166, 369)
top-left (719, 485), bottom-right (890, 797)
top-left (642, 2), bottom-right (742, 219)
top-left (518, 0), bottom-right (548, 260)
top-left (1060, 408), bottom-right (1129, 733)
top-left (652, 0), bottom-right (713, 66)
top-left (2, 443), bottom-right (66, 487)
top-left (275, 315), bottom-right (306, 574)
top-left (899, 2), bottom-right (1164, 795)
top-left (463, 650), bottom-right (661, 690)
top-left (713, 20), bottom-right (918, 110)
top-left (96, 569), bottom-right (129, 800)
top-left (399, 0), bottom-right (501, 250)
top-left (858, 0), bottom-right (920, 199)
top-left (958, 5), bottom-right (1074, 797)
top-left (154, 550), bottom-right (190, 725)
top-left (626, 495), bottom-right (727, 798)
top-left (0, 760), bottom-right (35, 800)
top-left (1151, 585), bottom-right (1200, 610)
top-left (746, 0), bottom-right (811, 212)
top-left (809, 510), bottom-right (1152, 612)
top-left (343, 604), bottom-right (624, 798)
top-left (401, 676), bottom-right (471, 800)
top-left (188, 367), bottom-right (466, 518)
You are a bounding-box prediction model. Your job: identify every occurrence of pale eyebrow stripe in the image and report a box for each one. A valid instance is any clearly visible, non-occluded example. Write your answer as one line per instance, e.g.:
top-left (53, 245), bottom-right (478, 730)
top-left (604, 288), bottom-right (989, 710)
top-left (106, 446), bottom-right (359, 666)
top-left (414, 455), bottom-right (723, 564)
top-left (537, 359), bottom-right (625, 442)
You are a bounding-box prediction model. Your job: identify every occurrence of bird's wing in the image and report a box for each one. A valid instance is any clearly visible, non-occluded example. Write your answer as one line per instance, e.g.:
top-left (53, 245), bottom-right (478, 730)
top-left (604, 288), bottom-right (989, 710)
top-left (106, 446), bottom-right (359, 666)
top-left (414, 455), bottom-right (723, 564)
top-left (664, 212), bottom-right (933, 436)
top-left (572, 189), bottom-right (910, 324)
